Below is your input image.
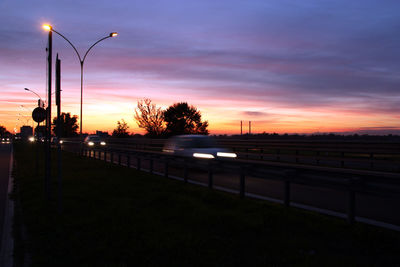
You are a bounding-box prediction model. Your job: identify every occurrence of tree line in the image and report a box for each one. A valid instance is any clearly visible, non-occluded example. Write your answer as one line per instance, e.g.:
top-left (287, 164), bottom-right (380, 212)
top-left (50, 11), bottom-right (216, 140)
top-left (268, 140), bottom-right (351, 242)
top-left (30, 99), bottom-right (209, 138)
top-left (134, 99), bottom-right (208, 138)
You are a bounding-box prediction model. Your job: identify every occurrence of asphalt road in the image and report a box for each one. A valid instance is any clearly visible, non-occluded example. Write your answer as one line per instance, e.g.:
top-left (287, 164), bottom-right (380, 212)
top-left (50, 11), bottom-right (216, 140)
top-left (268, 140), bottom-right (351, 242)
top-left (0, 143), bottom-right (12, 252)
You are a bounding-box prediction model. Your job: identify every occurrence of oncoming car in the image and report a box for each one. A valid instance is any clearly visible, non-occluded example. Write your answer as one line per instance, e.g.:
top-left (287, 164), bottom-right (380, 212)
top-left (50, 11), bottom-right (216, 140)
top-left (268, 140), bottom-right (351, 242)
top-left (84, 135), bottom-right (106, 147)
top-left (51, 137), bottom-right (64, 144)
top-left (163, 135), bottom-right (237, 159)
top-left (1, 137), bottom-right (11, 144)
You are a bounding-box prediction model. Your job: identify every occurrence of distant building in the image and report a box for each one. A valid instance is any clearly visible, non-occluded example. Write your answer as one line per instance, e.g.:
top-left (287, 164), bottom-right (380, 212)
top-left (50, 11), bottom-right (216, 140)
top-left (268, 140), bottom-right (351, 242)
top-left (20, 126), bottom-right (33, 140)
top-left (96, 130), bottom-right (109, 138)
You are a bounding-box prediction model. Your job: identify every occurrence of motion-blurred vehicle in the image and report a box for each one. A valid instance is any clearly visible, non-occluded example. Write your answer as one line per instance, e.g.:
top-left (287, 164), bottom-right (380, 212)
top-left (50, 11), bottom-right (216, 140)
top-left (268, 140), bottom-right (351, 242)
top-left (51, 137), bottom-right (64, 144)
top-left (1, 137), bottom-right (11, 144)
top-left (84, 135), bottom-right (106, 147)
top-left (163, 135), bottom-right (237, 159)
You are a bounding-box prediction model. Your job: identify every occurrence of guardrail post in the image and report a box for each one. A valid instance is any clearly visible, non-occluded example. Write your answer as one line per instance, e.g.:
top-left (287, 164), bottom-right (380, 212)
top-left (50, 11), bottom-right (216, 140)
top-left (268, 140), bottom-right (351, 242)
top-left (118, 153), bottom-right (121, 165)
top-left (184, 160), bottom-right (188, 183)
top-left (164, 159), bottom-right (168, 178)
top-left (104, 150), bottom-right (107, 162)
top-left (277, 149), bottom-right (280, 161)
top-left (295, 150), bottom-right (299, 163)
top-left (284, 170), bottom-right (296, 207)
top-left (240, 167), bottom-right (245, 198)
top-left (341, 152), bottom-right (345, 168)
top-left (137, 157), bottom-right (141, 171)
top-left (127, 154), bottom-right (130, 168)
top-left (111, 153), bottom-right (114, 164)
top-left (316, 151), bottom-right (320, 166)
top-left (370, 153), bottom-right (374, 170)
top-left (208, 162), bottom-right (213, 189)
top-left (260, 148), bottom-right (264, 160)
top-left (347, 178), bottom-right (356, 225)
top-left (284, 180), bottom-right (291, 207)
top-left (150, 157), bottom-right (154, 174)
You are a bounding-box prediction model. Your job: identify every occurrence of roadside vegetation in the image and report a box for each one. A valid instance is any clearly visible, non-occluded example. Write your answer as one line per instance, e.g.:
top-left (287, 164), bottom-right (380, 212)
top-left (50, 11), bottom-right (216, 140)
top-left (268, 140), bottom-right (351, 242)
top-left (13, 142), bottom-right (400, 266)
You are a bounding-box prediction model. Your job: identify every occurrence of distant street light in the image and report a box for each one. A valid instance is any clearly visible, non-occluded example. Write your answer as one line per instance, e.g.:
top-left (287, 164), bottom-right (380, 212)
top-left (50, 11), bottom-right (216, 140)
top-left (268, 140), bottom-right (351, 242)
top-left (24, 88), bottom-right (45, 107)
top-left (20, 105), bottom-right (34, 128)
top-left (42, 24), bottom-right (118, 141)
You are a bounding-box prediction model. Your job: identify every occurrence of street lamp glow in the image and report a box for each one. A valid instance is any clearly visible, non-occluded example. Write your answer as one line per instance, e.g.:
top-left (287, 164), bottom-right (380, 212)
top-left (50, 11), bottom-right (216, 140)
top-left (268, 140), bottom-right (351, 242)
top-left (43, 24), bottom-right (52, 31)
top-left (43, 25), bottom-right (117, 146)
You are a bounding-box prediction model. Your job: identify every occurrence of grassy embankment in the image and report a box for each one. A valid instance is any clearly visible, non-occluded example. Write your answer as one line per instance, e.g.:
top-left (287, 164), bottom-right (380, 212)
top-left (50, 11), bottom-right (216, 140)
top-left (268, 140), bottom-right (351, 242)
top-left (12, 142), bottom-right (400, 266)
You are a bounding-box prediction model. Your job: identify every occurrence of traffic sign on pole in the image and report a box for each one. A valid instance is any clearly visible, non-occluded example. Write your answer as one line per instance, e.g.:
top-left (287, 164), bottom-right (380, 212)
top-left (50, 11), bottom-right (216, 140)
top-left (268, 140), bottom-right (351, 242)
top-left (32, 107), bottom-right (46, 123)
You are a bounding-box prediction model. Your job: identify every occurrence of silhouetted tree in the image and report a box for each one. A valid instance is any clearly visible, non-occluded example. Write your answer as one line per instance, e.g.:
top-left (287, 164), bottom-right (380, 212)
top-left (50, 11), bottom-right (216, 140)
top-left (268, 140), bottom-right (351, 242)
top-left (0, 125), bottom-right (9, 136)
top-left (134, 98), bottom-right (165, 137)
top-left (163, 102), bottom-right (209, 136)
top-left (52, 113), bottom-right (79, 137)
top-left (112, 119), bottom-right (130, 138)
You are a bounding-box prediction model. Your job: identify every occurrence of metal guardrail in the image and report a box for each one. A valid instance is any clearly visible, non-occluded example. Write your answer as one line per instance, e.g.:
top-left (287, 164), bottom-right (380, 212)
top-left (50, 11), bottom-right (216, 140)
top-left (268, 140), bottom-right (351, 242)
top-left (80, 146), bottom-right (400, 227)
top-left (63, 137), bottom-right (400, 172)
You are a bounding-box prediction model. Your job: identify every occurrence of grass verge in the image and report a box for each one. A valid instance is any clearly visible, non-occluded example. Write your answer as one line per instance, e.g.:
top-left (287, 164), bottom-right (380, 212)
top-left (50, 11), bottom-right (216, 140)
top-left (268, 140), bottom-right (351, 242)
top-left (13, 142), bottom-right (400, 266)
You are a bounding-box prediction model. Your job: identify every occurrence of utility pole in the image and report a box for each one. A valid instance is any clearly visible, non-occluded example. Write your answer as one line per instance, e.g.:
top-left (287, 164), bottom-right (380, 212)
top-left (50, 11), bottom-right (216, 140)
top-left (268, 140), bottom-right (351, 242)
top-left (56, 54), bottom-right (62, 213)
top-left (45, 29), bottom-right (52, 201)
top-left (240, 120), bottom-right (243, 135)
top-left (249, 121), bottom-right (251, 135)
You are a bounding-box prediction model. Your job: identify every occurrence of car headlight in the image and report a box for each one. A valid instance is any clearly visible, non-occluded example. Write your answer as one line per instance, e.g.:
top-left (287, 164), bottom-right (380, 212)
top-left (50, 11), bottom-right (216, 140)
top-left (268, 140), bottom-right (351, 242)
top-left (193, 153), bottom-right (215, 159)
top-left (100, 141), bottom-right (106, 146)
top-left (88, 141), bottom-right (94, 146)
top-left (217, 152), bottom-right (237, 158)
top-left (29, 137), bottom-right (35, 142)
top-left (59, 140), bottom-right (63, 144)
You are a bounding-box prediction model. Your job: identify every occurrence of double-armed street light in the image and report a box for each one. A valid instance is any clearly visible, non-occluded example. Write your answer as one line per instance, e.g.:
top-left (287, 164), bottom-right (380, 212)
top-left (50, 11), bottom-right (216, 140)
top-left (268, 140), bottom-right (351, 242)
top-left (42, 24), bottom-right (118, 141)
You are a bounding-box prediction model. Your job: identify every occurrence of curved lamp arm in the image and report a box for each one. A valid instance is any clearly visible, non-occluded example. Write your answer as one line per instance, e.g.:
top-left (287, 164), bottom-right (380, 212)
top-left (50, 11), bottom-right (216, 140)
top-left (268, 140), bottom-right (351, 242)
top-left (82, 35), bottom-right (112, 64)
top-left (50, 28), bottom-right (83, 63)
top-left (24, 88), bottom-right (44, 104)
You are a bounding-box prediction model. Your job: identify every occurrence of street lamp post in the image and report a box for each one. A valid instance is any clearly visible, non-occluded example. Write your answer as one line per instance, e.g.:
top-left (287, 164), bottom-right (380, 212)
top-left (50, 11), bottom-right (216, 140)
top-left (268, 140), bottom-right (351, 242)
top-left (42, 24), bottom-right (117, 145)
top-left (24, 88), bottom-right (45, 107)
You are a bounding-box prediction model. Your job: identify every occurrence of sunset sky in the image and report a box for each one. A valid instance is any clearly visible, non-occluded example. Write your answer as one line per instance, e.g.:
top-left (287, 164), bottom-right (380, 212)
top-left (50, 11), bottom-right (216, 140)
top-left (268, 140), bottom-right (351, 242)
top-left (1, 0), bottom-right (400, 135)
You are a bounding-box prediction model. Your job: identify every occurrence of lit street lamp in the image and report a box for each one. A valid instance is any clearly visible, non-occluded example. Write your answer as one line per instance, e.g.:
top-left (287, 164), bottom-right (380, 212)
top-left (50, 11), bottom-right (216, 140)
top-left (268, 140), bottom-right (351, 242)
top-left (42, 24), bottom-right (117, 142)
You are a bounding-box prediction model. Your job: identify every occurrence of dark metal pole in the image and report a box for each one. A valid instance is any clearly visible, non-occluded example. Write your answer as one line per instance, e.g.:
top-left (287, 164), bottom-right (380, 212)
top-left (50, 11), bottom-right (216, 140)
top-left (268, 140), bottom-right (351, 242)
top-left (35, 122), bottom-right (39, 176)
top-left (80, 62), bottom-right (84, 155)
top-left (56, 54), bottom-right (62, 213)
top-left (45, 30), bottom-right (52, 201)
top-left (249, 121), bottom-right (251, 135)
